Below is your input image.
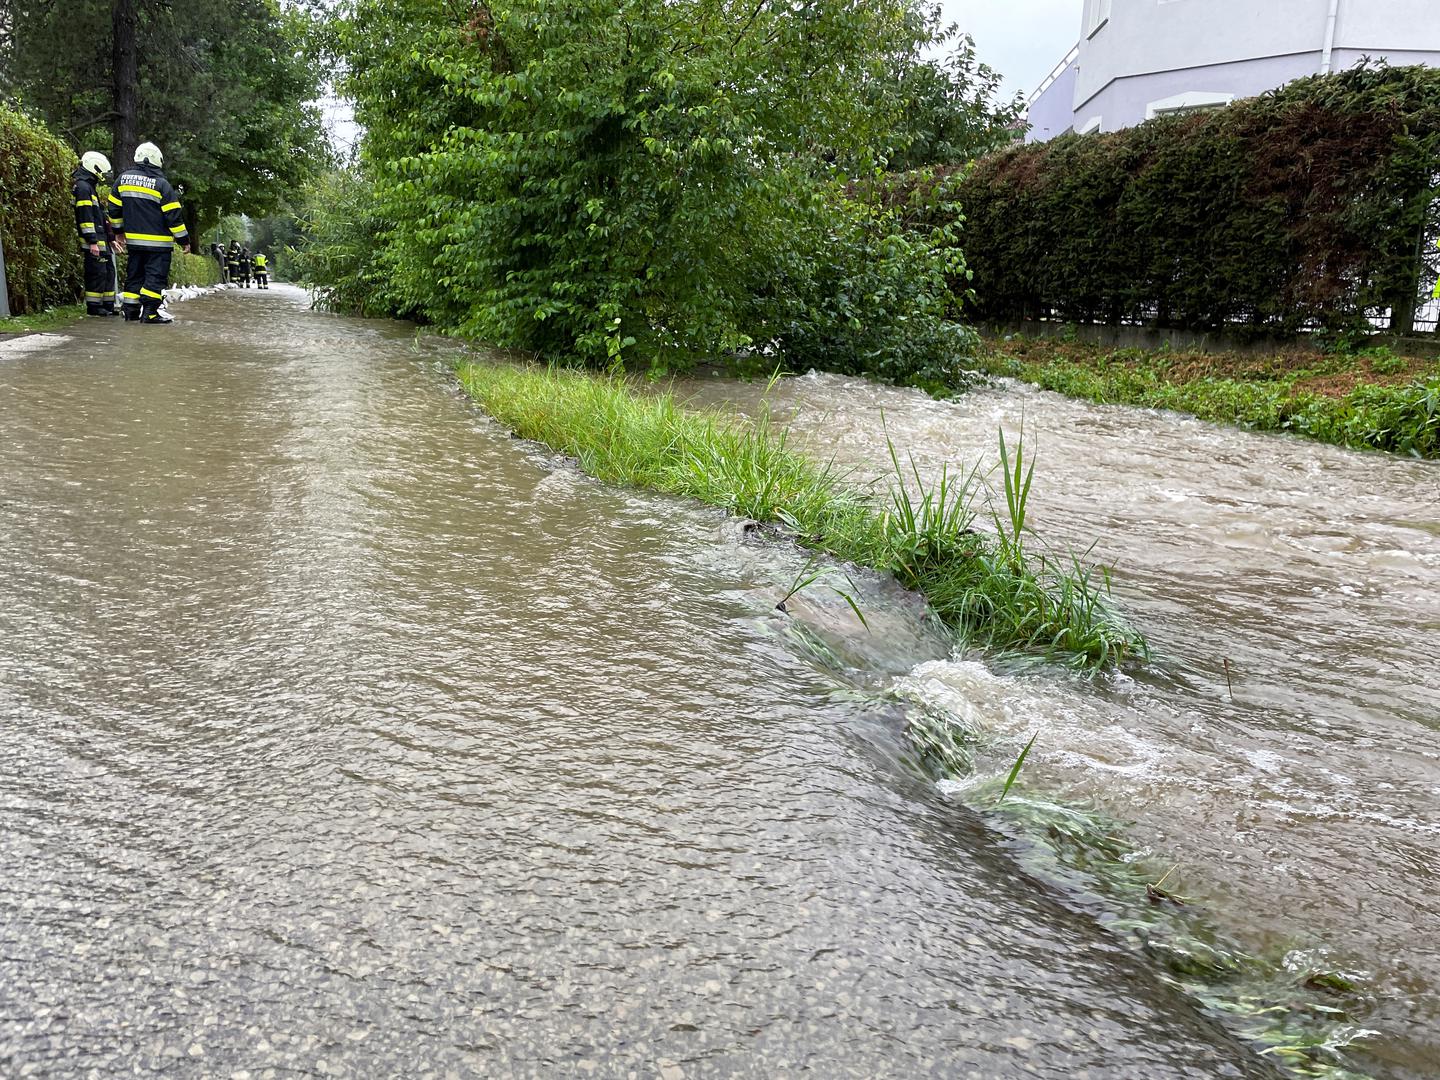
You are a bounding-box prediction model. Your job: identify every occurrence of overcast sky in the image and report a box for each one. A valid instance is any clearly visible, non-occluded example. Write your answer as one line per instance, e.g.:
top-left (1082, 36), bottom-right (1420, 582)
top-left (937, 0), bottom-right (1084, 101)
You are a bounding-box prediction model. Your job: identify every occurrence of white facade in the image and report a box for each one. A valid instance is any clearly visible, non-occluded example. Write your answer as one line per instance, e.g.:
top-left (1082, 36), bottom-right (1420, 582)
top-left (1027, 0), bottom-right (1440, 141)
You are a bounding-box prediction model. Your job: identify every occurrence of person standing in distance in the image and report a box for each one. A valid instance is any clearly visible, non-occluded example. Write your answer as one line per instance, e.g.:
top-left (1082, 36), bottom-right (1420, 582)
top-left (72, 151), bottom-right (119, 317)
top-left (108, 142), bottom-right (188, 323)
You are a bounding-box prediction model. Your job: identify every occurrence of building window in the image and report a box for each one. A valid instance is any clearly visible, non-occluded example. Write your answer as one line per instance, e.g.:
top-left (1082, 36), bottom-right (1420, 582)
top-left (1087, 0), bottom-right (1112, 37)
top-left (1145, 91), bottom-right (1236, 120)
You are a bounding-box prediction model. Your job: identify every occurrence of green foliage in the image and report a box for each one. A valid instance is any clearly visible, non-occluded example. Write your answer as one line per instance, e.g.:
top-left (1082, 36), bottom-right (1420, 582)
top-left (0, 104), bottom-right (80, 314)
top-left (740, 171), bottom-right (977, 392)
top-left (974, 347), bottom-right (1440, 458)
top-left (0, 305), bottom-right (86, 334)
top-left (456, 361), bottom-right (1148, 667)
top-left (210, 215), bottom-right (251, 246)
top-left (875, 27), bottom-right (1026, 169)
top-left (297, 0), bottom-right (1004, 380)
top-left (1, 0), bottom-right (329, 227)
top-left (169, 252), bottom-right (222, 288)
top-left (287, 169), bottom-right (409, 317)
top-left (246, 213), bottom-right (300, 264)
top-left (951, 64), bottom-right (1440, 334)
top-left (1359, 345), bottom-right (1406, 376)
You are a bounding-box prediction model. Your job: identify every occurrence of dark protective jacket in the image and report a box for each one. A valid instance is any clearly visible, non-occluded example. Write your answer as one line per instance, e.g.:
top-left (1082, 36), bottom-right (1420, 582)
top-left (71, 166), bottom-right (108, 250)
top-left (107, 162), bottom-right (188, 250)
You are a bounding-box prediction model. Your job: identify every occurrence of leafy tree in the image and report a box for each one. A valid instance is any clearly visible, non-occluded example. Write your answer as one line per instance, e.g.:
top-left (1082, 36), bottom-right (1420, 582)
top-left (310, 0), bottom-right (992, 378)
top-left (0, 0), bottom-right (329, 231)
top-left (878, 27), bottom-right (1027, 169)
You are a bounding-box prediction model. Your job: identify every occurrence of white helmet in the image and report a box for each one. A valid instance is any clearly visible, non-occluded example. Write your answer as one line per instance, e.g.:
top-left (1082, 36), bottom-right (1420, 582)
top-left (80, 150), bottom-right (112, 179)
top-left (134, 141), bottom-right (163, 167)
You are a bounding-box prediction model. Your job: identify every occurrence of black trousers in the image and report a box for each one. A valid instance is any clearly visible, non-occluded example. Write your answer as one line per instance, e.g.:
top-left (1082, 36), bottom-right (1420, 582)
top-left (124, 246), bottom-right (173, 313)
top-left (83, 248), bottom-right (113, 309)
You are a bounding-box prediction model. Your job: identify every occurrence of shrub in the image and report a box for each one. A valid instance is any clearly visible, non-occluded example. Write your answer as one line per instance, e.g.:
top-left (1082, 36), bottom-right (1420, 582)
top-left (739, 172), bottom-right (976, 392)
top-left (300, 0), bottom-right (992, 380)
top-left (0, 103), bottom-right (80, 314)
top-left (169, 252), bottom-right (222, 287)
top-left (285, 169), bottom-right (411, 318)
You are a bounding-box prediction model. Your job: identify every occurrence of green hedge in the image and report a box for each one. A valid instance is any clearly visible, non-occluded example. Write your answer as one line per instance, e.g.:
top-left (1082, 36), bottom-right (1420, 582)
top-left (950, 65), bottom-right (1440, 334)
top-left (0, 104), bottom-right (80, 314)
top-left (169, 252), bottom-right (221, 287)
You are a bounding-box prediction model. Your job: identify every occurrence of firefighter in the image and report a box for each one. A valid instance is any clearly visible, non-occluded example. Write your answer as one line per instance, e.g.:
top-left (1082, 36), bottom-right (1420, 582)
top-left (108, 142), bottom-right (189, 324)
top-left (72, 151), bottom-right (118, 316)
top-left (211, 242), bottom-right (228, 283)
top-left (226, 241), bottom-right (242, 287)
top-left (253, 252), bottom-right (269, 289)
top-left (239, 246), bottom-right (253, 288)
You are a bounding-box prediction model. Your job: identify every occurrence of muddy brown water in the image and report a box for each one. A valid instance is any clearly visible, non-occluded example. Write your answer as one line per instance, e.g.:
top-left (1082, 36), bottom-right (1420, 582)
top-left (679, 365), bottom-right (1440, 1078)
top-left (0, 286), bottom-right (1430, 1077)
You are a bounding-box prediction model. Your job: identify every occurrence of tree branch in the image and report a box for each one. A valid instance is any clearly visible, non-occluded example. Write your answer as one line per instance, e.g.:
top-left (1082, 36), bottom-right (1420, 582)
top-left (64, 110), bottom-right (120, 137)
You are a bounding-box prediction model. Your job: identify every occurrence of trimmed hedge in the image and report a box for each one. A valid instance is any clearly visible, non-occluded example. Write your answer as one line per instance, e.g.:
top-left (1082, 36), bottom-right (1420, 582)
top-left (169, 252), bottom-right (222, 287)
top-left (949, 65), bottom-right (1440, 335)
top-left (0, 104), bottom-right (81, 314)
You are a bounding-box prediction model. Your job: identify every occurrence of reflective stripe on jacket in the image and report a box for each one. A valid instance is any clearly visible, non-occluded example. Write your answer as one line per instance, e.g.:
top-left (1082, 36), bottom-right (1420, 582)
top-left (108, 163), bottom-right (188, 250)
top-left (71, 167), bottom-right (108, 249)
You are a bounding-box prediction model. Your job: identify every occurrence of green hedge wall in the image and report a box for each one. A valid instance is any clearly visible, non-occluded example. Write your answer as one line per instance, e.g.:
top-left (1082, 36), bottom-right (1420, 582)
top-left (169, 252), bottom-right (222, 287)
top-left (0, 104), bottom-right (81, 314)
top-left (950, 65), bottom-right (1440, 334)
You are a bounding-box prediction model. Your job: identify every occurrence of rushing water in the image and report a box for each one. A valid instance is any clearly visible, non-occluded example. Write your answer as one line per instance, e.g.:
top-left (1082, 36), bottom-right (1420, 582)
top-left (678, 365), bottom-right (1440, 1078)
top-left (0, 283), bottom-right (1301, 1077)
top-left (0, 287), bottom-right (1428, 1078)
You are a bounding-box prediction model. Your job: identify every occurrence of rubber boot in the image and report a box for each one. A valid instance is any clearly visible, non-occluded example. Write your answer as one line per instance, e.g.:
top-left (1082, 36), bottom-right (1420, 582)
top-left (122, 304), bottom-right (142, 322)
top-left (140, 303), bottom-right (173, 325)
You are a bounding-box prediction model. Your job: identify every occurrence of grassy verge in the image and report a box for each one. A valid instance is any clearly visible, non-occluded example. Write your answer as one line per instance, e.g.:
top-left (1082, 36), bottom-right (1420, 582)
top-left (976, 337), bottom-right (1440, 458)
top-left (0, 303), bottom-right (85, 334)
top-left (456, 361), bottom-right (1147, 669)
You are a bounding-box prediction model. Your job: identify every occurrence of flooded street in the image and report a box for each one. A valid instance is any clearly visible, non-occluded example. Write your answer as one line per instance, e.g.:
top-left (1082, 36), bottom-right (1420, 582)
top-left (681, 367), bottom-right (1440, 1077)
top-left (0, 287), bottom-right (1289, 1078)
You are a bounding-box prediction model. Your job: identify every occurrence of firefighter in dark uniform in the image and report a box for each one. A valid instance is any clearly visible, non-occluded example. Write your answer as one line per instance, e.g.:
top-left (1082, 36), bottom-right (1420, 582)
top-left (240, 246), bottom-right (253, 288)
top-left (108, 141), bottom-right (188, 323)
top-left (72, 151), bottom-right (119, 317)
top-left (227, 241), bottom-right (242, 286)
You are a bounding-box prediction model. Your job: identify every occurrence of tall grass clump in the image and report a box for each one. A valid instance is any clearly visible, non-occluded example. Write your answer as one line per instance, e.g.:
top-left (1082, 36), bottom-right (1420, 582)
top-left (456, 362), bottom-right (1147, 669)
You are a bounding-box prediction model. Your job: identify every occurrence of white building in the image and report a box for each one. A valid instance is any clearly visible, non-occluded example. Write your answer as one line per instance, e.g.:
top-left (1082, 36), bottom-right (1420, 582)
top-left (1027, 0), bottom-right (1440, 141)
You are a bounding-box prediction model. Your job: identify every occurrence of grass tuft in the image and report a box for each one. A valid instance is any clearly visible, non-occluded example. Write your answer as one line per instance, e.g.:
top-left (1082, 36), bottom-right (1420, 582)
top-left (456, 361), bottom-right (1147, 669)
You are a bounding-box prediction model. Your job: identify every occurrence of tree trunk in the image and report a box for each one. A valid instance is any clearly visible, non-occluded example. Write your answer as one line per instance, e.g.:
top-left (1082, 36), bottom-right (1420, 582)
top-left (111, 0), bottom-right (137, 169)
